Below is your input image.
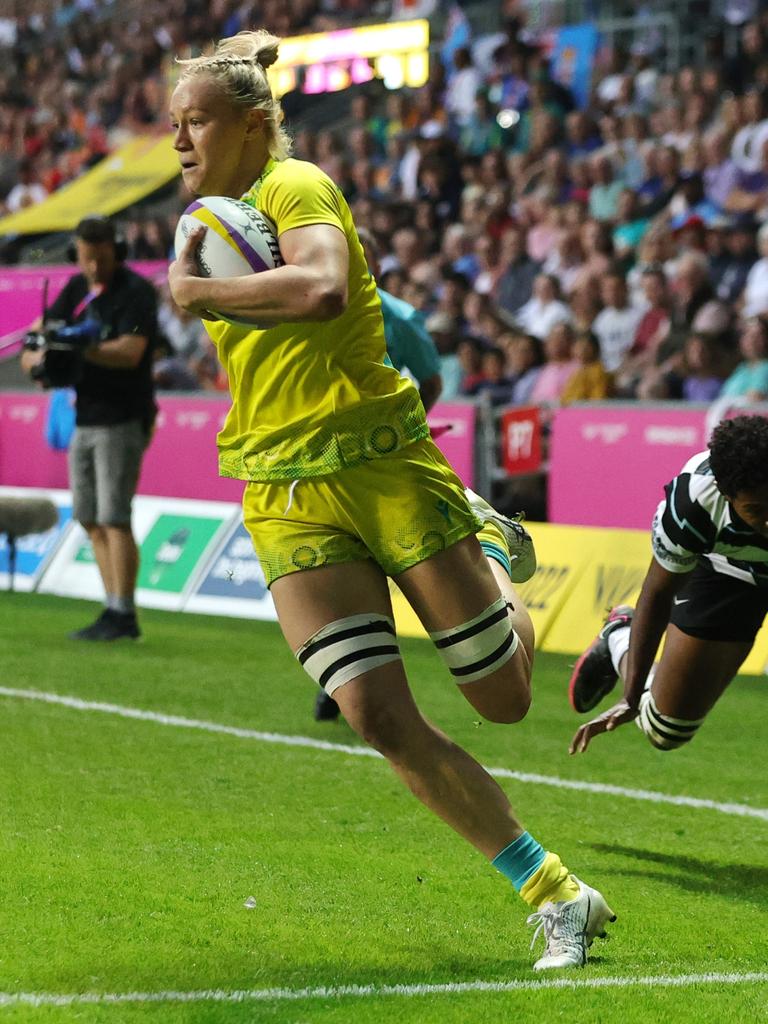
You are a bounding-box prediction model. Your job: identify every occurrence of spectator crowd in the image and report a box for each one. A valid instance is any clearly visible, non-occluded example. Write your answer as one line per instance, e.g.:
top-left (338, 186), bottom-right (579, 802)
top-left (3, 0), bottom-right (768, 407)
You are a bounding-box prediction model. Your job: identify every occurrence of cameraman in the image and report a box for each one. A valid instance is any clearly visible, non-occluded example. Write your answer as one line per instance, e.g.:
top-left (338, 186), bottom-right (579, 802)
top-left (21, 215), bottom-right (158, 641)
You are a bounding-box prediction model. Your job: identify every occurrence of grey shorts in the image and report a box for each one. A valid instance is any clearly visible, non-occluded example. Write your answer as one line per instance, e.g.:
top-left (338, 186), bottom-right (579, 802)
top-left (68, 420), bottom-right (149, 526)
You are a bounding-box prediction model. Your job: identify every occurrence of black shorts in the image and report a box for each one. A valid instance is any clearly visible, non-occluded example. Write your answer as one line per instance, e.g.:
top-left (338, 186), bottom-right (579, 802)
top-left (669, 563), bottom-right (768, 642)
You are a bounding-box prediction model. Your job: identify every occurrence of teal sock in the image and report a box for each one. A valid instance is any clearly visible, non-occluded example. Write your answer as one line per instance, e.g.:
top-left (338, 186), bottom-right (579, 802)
top-left (491, 832), bottom-right (546, 891)
top-left (479, 538), bottom-right (512, 578)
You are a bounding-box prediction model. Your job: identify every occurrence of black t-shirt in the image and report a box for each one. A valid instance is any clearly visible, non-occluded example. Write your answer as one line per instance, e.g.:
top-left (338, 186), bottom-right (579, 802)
top-left (47, 265), bottom-right (158, 427)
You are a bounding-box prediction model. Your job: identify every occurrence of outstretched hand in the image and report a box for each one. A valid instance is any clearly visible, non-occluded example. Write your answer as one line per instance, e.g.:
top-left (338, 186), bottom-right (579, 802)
top-left (569, 699), bottom-right (639, 755)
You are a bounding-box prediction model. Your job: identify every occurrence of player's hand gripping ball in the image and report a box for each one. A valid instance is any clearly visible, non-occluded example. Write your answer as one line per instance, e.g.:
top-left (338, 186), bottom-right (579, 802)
top-left (174, 196), bottom-right (283, 326)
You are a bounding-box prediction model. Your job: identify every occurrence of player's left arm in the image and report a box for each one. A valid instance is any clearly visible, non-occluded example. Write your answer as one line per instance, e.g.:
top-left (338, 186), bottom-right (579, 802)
top-left (169, 222), bottom-right (349, 323)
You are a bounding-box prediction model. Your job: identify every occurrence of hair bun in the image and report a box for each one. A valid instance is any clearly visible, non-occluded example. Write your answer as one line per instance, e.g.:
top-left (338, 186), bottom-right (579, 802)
top-left (253, 41), bottom-right (279, 70)
top-left (215, 30), bottom-right (280, 71)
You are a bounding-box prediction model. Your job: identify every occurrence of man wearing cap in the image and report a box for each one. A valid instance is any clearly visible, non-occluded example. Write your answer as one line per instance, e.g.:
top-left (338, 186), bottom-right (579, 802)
top-left (709, 218), bottom-right (758, 303)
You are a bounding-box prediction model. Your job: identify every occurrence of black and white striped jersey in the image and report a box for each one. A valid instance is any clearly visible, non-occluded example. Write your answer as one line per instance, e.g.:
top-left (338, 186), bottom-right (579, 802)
top-left (652, 450), bottom-right (768, 587)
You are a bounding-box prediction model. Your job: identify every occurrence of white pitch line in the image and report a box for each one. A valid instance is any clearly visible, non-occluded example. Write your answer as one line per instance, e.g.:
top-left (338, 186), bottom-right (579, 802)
top-left (3, 686), bottom-right (768, 823)
top-left (2, 972), bottom-right (768, 1008)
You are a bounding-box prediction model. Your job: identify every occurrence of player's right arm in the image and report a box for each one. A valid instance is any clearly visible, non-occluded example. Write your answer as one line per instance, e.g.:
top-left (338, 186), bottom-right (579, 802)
top-left (169, 222), bottom-right (348, 323)
top-left (570, 481), bottom-right (701, 754)
top-left (569, 560), bottom-right (689, 754)
top-left (622, 558), bottom-right (688, 709)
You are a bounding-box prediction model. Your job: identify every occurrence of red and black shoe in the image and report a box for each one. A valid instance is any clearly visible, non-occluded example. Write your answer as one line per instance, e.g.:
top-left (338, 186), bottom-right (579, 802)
top-left (568, 605), bottom-right (634, 713)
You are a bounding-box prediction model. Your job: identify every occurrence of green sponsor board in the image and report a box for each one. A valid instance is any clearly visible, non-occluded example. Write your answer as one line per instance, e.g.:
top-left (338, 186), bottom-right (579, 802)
top-left (137, 514), bottom-right (225, 593)
top-left (74, 542), bottom-right (96, 564)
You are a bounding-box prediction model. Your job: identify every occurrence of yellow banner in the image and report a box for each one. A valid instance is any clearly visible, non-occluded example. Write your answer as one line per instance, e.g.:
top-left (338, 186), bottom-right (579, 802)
top-left (517, 523), bottom-right (599, 647)
top-left (390, 522), bottom-right (768, 676)
top-left (0, 134), bottom-right (179, 236)
top-left (391, 523), bottom-right (626, 646)
top-left (538, 524), bottom-right (651, 655)
top-left (390, 580), bottom-right (424, 638)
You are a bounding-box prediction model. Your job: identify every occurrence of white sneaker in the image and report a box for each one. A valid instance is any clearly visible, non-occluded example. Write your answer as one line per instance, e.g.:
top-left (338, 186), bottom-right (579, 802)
top-left (465, 489), bottom-right (537, 584)
top-left (527, 876), bottom-right (616, 970)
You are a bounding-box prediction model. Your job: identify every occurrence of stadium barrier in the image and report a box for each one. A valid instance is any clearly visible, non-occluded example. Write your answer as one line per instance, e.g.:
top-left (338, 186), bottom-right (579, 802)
top-left (549, 401), bottom-right (768, 528)
top-left (549, 403), bottom-right (708, 529)
top-left (0, 261), bottom-right (169, 359)
top-left (4, 387), bottom-right (767, 523)
top-left (3, 485), bottom-right (767, 675)
top-left (0, 390), bottom-right (477, 497)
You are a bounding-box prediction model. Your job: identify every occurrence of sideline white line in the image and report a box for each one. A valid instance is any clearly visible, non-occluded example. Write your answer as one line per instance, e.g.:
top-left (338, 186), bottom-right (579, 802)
top-left (2, 972), bottom-right (768, 1007)
top-left (3, 686), bottom-right (768, 823)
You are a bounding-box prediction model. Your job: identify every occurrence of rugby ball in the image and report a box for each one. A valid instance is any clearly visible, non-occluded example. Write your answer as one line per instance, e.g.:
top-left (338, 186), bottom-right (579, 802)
top-left (174, 196), bottom-right (283, 327)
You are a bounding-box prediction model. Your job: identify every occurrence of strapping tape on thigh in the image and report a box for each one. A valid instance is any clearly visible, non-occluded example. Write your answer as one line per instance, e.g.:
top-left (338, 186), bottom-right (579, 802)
top-left (636, 691), bottom-right (704, 750)
top-left (429, 596), bottom-right (519, 684)
top-left (297, 613), bottom-right (401, 696)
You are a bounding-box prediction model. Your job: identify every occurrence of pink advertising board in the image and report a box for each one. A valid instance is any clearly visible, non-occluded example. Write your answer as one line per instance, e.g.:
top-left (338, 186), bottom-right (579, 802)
top-left (549, 405), bottom-right (708, 529)
top-left (0, 391), bottom-right (243, 501)
top-left (0, 391), bottom-right (475, 500)
top-left (426, 401), bottom-right (475, 488)
top-left (0, 261), bottom-right (168, 355)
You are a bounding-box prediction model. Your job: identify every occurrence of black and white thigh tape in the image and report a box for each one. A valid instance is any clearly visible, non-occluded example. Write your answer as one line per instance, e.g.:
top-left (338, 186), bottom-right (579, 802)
top-left (636, 690), bottom-right (705, 750)
top-left (429, 596), bottom-right (519, 684)
top-left (297, 613), bottom-right (401, 696)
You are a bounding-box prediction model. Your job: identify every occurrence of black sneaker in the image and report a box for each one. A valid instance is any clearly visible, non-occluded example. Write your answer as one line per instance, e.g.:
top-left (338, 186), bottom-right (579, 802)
top-left (99, 611), bottom-right (141, 641)
top-left (314, 690), bottom-right (340, 721)
top-left (69, 609), bottom-right (113, 641)
top-left (69, 609), bottom-right (141, 642)
top-left (568, 605), bottom-right (634, 713)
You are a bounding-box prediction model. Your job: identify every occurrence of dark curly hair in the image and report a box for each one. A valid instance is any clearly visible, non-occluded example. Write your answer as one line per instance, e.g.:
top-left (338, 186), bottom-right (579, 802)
top-left (709, 415), bottom-right (768, 496)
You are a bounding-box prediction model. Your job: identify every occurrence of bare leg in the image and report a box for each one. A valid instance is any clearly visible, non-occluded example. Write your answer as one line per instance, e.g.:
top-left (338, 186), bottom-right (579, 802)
top-left (337, 666), bottom-right (524, 857)
top-left (396, 535), bottom-right (534, 724)
top-left (83, 523), bottom-right (114, 598)
top-left (643, 624), bottom-right (752, 719)
top-left (272, 553), bottom-right (611, 953)
top-left (104, 524), bottom-right (140, 600)
top-left (271, 559), bottom-right (524, 857)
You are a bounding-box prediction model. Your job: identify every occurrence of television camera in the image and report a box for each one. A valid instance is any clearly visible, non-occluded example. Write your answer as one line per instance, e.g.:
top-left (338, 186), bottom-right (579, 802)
top-left (23, 318), bottom-right (104, 389)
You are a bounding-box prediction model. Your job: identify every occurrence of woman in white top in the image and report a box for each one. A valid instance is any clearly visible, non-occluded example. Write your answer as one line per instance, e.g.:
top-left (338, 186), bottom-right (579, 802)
top-left (515, 273), bottom-right (572, 340)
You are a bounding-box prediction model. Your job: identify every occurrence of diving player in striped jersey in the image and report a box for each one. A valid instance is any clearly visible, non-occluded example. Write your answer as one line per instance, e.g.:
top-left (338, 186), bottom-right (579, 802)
top-left (568, 414), bottom-right (768, 754)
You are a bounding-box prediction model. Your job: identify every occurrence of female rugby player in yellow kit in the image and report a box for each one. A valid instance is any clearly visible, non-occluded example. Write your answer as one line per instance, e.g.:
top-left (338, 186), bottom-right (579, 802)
top-left (167, 29), bottom-right (614, 971)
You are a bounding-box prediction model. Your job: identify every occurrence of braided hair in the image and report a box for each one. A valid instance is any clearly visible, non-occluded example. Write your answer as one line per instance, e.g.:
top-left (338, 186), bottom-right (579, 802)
top-left (176, 30), bottom-right (292, 161)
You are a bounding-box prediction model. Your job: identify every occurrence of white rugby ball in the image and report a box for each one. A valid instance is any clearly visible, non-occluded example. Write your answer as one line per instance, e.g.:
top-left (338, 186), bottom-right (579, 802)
top-left (174, 196), bottom-right (283, 327)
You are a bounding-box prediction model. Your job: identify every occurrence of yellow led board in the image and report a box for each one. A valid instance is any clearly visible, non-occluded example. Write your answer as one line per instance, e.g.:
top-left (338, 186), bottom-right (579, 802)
top-left (267, 20), bottom-right (430, 97)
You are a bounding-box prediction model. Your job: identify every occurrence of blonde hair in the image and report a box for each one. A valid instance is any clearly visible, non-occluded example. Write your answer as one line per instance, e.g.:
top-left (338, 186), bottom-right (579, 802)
top-left (176, 30), bottom-right (292, 161)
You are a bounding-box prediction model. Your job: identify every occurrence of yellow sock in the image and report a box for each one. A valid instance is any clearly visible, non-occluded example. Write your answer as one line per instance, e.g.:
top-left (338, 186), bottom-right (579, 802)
top-left (519, 851), bottom-right (580, 908)
top-left (476, 520), bottom-right (512, 577)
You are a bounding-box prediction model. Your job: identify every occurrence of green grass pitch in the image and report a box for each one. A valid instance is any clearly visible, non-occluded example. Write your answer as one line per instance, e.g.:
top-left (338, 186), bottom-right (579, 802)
top-left (2, 593), bottom-right (768, 1023)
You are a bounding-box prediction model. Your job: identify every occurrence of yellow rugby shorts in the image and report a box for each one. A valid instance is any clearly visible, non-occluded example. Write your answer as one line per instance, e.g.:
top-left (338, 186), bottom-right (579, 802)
top-left (242, 437), bottom-right (480, 586)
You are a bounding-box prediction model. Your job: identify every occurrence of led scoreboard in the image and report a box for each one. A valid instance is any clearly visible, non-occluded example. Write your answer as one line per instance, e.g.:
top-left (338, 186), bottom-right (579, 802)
top-left (267, 20), bottom-right (430, 97)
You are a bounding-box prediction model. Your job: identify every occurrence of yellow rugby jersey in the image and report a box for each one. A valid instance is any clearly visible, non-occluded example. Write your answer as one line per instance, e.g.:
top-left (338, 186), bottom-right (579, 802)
top-left (204, 158), bottom-right (428, 481)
